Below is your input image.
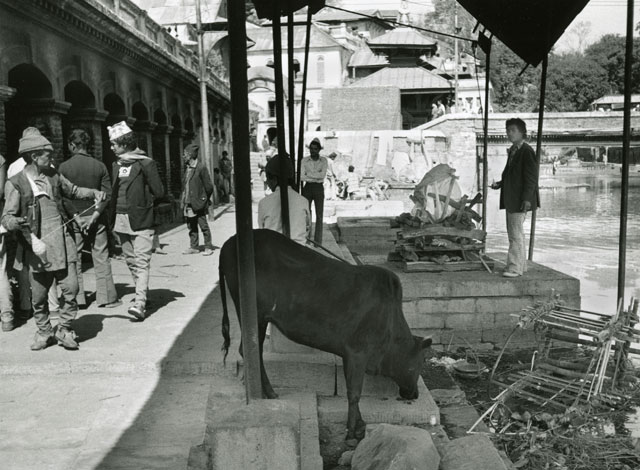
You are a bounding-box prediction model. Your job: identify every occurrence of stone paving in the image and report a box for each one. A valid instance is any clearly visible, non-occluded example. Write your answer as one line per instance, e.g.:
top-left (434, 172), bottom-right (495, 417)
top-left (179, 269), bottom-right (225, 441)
top-left (0, 202), bottom-right (242, 470)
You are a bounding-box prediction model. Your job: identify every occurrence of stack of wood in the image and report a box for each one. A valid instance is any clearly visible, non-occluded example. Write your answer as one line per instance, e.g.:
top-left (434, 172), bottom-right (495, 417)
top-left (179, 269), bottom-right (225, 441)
top-left (389, 192), bottom-right (493, 272)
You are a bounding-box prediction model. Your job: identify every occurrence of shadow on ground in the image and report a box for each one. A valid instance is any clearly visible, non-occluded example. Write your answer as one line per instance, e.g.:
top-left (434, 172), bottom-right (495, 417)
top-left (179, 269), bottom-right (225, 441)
top-left (93, 284), bottom-right (239, 469)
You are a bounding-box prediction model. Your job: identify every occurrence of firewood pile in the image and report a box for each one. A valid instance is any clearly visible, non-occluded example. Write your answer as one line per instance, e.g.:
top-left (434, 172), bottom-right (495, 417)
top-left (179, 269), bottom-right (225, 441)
top-left (388, 164), bottom-right (491, 272)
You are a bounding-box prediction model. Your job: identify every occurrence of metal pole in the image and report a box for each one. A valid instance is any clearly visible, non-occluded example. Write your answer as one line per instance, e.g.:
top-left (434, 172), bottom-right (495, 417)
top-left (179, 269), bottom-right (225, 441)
top-left (287, 13), bottom-right (297, 176)
top-left (481, 38), bottom-right (491, 234)
top-left (617, 0), bottom-right (634, 306)
top-left (297, 8), bottom-right (312, 190)
top-left (453, 6), bottom-right (459, 111)
top-left (227, 0), bottom-right (262, 402)
top-left (195, 0), bottom-right (212, 172)
top-left (528, 55), bottom-right (548, 261)
top-left (272, 7), bottom-right (291, 237)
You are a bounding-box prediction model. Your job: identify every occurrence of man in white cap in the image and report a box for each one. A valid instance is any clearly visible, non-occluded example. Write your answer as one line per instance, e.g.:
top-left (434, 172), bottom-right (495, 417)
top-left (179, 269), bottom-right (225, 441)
top-left (108, 121), bottom-right (164, 321)
top-left (1, 127), bottom-right (106, 350)
top-left (301, 137), bottom-right (328, 244)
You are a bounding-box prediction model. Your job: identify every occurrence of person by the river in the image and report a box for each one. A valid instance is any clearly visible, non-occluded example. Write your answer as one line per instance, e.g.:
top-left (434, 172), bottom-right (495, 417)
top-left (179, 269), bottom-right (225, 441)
top-left (491, 118), bottom-right (539, 278)
top-left (301, 137), bottom-right (328, 244)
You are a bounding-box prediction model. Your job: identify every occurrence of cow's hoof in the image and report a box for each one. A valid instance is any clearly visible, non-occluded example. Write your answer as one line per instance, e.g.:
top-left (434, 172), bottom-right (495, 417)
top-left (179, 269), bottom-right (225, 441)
top-left (263, 389), bottom-right (279, 399)
top-left (345, 438), bottom-right (358, 448)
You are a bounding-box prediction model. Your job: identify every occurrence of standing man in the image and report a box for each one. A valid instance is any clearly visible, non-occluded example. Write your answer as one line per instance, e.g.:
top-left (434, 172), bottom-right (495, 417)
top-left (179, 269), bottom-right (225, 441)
top-left (181, 143), bottom-right (214, 256)
top-left (219, 151), bottom-right (233, 202)
top-left (301, 137), bottom-right (328, 244)
top-left (1, 128), bottom-right (105, 350)
top-left (108, 121), bottom-right (165, 321)
top-left (59, 129), bottom-right (121, 309)
top-left (491, 118), bottom-right (539, 278)
top-left (258, 154), bottom-right (310, 245)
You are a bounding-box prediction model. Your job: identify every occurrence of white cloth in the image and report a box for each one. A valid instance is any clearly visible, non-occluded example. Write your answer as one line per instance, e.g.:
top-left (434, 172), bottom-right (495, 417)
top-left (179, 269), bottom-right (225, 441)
top-left (506, 211), bottom-right (527, 275)
top-left (301, 156), bottom-right (328, 183)
top-left (258, 187), bottom-right (310, 245)
top-left (7, 159), bottom-right (26, 178)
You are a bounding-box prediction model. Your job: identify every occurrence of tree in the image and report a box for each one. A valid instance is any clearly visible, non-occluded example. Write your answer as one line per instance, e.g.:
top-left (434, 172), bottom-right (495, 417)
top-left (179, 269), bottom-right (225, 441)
top-left (567, 20), bottom-right (592, 53)
top-left (585, 34), bottom-right (640, 95)
top-left (489, 41), bottom-right (538, 112)
top-left (423, 0), bottom-right (477, 54)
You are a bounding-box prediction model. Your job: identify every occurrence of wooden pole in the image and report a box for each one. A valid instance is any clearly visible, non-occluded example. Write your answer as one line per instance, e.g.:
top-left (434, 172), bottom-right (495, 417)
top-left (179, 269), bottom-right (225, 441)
top-left (271, 9), bottom-right (291, 237)
top-left (287, 13), bottom-right (296, 176)
top-left (227, 0), bottom-right (262, 402)
top-left (297, 8), bottom-right (312, 190)
top-left (195, 0), bottom-right (211, 172)
top-left (481, 38), bottom-right (491, 234)
top-left (617, 0), bottom-right (634, 306)
top-left (528, 55), bottom-right (548, 260)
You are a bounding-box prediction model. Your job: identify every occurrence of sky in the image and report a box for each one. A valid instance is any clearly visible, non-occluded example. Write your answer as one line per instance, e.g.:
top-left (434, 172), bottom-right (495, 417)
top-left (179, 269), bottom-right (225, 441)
top-left (338, 0), bottom-right (633, 52)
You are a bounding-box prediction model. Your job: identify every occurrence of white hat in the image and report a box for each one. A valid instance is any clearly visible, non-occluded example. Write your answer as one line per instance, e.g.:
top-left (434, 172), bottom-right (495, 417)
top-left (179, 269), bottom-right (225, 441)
top-left (107, 121), bottom-right (133, 142)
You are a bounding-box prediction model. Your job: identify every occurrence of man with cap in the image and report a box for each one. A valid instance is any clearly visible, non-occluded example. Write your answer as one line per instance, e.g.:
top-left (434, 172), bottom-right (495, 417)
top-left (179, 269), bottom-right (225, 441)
top-left (301, 137), bottom-right (328, 244)
top-left (108, 121), bottom-right (164, 321)
top-left (59, 129), bottom-right (121, 309)
top-left (1, 127), bottom-right (106, 350)
top-left (258, 154), bottom-right (310, 245)
top-left (181, 143), bottom-right (214, 256)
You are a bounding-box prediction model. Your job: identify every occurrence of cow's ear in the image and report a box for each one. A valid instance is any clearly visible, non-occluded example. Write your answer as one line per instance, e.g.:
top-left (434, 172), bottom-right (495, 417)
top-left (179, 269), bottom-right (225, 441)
top-left (421, 337), bottom-right (432, 349)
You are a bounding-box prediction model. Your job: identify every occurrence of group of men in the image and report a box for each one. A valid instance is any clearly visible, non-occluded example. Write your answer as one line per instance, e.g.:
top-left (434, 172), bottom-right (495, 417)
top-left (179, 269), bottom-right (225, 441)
top-left (0, 121), bottom-right (220, 351)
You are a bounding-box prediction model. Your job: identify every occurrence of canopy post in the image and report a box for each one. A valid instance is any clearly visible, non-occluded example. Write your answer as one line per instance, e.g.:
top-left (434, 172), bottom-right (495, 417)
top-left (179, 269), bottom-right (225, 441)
top-left (227, 0), bottom-right (262, 402)
top-left (528, 54), bottom-right (548, 261)
top-left (271, 8), bottom-right (291, 237)
top-left (297, 8), bottom-right (312, 190)
top-left (287, 13), bottom-right (297, 177)
top-left (481, 35), bottom-right (492, 235)
top-left (617, 0), bottom-right (634, 306)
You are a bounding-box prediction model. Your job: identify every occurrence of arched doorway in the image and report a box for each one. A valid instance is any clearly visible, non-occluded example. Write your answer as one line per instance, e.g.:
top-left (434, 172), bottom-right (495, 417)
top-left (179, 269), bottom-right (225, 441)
top-left (5, 63), bottom-right (54, 163)
top-left (132, 101), bottom-right (151, 153)
top-left (64, 80), bottom-right (97, 160)
top-left (102, 92), bottom-right (127, 170)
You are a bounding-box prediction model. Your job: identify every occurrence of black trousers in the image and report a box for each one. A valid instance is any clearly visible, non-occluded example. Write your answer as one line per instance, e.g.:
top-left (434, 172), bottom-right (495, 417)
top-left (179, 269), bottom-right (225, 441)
top-left (186, 210), bottom-right (212, 249)
top-left (302, 182), bottom-right (324, 244)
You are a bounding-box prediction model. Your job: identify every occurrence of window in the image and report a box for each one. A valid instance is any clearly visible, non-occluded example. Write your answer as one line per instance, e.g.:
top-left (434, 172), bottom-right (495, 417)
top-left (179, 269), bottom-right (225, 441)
top-left (317, 56), bottom-right (325, 85)
top-left (268, 100), bottom-right (276, 118)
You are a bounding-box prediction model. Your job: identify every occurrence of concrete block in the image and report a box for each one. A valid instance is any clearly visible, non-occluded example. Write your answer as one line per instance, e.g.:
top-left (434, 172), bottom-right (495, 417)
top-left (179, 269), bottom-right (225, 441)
top-left (415, 298), bottom-right (476, 314)
top-left (206, 400), bottom-right (300, 470)
top-left (319, 377), bottom-right (439, 426)
top-left (429, 388), bottom-right (466, 406)
top-left (493, 312), bottom-right (520, 328)
top-left (411, 329), bottom-right (444, 345)
top-left (402, 300), bottom-right (418, 316)
top-left (404, 312), bottom-right (446, 330)
top-left (440, 435), bottom-right (508, 470)
top-left (445, 328), bottom-right (483, 345)
top-left (475, 296), bottom-right (535, 314)
top-left (445, 313), bottom-right (493, 330)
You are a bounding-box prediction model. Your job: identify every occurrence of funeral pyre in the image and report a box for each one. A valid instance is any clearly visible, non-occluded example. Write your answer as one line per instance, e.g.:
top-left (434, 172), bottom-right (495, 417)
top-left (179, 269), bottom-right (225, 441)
top-left (390, 164), bottom-right (492, 272)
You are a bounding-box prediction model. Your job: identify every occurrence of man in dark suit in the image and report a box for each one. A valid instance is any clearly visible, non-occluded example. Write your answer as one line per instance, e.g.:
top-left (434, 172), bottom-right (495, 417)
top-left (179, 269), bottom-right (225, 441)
top-left (60, 129), bottom-right (121, 309)
top-left (491, 118), bottom-right (539, 278)
top-left (180, 144), bottom-right (214, 256)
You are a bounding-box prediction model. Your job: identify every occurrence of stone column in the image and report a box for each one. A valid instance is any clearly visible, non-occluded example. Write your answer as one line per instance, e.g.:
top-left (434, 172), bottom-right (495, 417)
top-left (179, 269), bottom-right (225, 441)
top-left (153, 124), bottom-right (173, 193)
top-left (67, 108), bottom-right (109, 161)
top-left (169, 127), bottom-right (185, 198)
top-left (0, 86), bottom-right (17, 157)
top-left (22, 98), bottom-right (72, 167)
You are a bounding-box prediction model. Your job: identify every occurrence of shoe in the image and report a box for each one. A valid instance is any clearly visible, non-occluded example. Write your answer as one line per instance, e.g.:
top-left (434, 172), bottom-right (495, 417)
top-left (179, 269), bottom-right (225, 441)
top-left (128, 303), bottom-right (146, 321)
top-left (1, 313), bottom-right (15, 332)
top-left (203, 247), bottom-right (215, 256)
top-left (98, 300), bottom-right (123, 308)
top-left (182, 248), bottom-right (200, 255)
top-left (502, 271), bottom-right (521, 278)
top-left (55, 327), bottom-right (79, 350)
top-left (30, 332), bottom-right (56, 351)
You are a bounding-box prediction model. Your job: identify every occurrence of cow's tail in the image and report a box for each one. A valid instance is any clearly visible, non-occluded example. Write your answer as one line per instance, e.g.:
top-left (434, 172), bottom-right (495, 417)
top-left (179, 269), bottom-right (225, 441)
top-left (220, 265), bottom-right (231, 365)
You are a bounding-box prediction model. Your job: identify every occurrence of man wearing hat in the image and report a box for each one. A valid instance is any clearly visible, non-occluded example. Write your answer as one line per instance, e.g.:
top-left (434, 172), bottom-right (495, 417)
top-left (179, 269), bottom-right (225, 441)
top-left (301, 137), bottom-right (328, 244)
top-left (181, 143), bottom-right (214, 256)
top-left (108, 121), bottom-right (164, 321)
top-left (258, 154), bottom-right (310, 245)
top-left (59, 129), bottom-right (121, 309)
top-left (1, 127), bottom-right (106, 350)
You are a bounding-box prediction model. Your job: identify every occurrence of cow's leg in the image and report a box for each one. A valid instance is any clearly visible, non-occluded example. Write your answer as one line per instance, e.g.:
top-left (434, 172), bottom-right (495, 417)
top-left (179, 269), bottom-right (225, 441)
top-left (343, 352), bottom-right (367, 443)
top-left (259, 321), bottom-right (278, 399)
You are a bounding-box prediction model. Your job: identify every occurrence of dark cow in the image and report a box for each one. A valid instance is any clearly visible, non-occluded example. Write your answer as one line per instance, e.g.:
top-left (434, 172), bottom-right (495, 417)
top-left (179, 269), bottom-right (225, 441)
top-left (220, 229), bottom-right (431, 441)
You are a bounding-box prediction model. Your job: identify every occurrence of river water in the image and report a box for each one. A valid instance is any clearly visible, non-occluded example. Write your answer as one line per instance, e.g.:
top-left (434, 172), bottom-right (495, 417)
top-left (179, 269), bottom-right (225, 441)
top-left (484, 174), bottom-right (640, 313)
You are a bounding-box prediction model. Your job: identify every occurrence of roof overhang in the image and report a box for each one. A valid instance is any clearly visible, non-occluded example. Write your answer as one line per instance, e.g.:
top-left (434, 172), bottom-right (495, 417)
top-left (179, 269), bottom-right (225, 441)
top-left (456, 0), bottom-right (589, 66)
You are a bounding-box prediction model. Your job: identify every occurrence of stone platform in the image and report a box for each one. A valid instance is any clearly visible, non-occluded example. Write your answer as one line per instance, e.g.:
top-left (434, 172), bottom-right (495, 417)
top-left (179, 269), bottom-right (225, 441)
top-left (335, 217), bottom-right (581, 350)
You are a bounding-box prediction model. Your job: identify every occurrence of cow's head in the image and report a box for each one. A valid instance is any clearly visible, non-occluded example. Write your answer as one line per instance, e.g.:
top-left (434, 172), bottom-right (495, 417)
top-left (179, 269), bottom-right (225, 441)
top-left (394, 335), bottom-right (432, 400)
